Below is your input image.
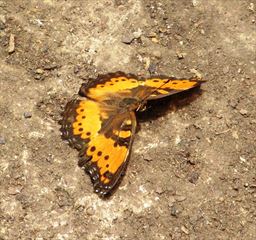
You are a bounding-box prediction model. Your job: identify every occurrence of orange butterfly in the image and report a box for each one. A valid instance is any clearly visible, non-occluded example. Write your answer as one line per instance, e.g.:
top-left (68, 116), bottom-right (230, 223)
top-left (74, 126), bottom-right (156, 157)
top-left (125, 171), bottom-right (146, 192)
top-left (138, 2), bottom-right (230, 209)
top-left (60, 72), bottom-right (203, 197)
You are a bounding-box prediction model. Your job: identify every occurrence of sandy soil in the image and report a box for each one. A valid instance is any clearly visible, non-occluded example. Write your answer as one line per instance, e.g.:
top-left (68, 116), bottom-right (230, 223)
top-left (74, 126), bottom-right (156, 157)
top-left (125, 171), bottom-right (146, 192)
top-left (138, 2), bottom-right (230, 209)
top-left (0, 0), bottom-right (255, 239)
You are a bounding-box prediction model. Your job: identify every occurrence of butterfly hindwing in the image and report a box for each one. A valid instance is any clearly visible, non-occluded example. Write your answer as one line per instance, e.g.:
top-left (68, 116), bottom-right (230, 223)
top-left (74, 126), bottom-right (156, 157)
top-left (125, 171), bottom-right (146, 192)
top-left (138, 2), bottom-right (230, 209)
top-left (61, 96), bottom-right (136, 197)
top-left (79, 111), bottom-right (136, 197)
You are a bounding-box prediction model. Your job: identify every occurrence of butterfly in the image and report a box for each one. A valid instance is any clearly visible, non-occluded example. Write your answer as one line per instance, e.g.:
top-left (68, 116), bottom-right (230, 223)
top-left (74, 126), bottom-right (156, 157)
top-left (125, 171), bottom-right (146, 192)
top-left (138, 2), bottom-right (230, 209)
top-left (60, 72), bottom-right (203, 198)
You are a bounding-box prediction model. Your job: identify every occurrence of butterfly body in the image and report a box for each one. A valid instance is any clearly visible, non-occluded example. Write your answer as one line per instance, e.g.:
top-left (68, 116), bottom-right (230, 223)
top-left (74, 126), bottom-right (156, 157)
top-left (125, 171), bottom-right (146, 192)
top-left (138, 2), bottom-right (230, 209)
top-left (60, 72), bottom-right (203, 197)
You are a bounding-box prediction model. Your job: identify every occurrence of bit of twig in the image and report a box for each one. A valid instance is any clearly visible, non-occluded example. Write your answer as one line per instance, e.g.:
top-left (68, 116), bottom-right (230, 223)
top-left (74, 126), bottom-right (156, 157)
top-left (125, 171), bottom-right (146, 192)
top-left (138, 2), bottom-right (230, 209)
top-left (8, 34), bottom-right (15, 53)
top-left (215, 129), bottom-right (231, 135)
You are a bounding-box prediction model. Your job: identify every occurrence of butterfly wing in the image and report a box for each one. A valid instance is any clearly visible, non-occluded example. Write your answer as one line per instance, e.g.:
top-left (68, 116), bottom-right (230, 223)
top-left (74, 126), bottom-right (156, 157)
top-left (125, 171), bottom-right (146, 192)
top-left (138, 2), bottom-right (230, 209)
top-left (79, 72), bottom-right (140, 100)
top-left (60, 97), bottom-right (136, 197)
top-left (79, 72), bottom-right (202, 102)
top-left (142, 77), bottom-right (202, 100)
top-left (60, 97), bottom-right (103, 150)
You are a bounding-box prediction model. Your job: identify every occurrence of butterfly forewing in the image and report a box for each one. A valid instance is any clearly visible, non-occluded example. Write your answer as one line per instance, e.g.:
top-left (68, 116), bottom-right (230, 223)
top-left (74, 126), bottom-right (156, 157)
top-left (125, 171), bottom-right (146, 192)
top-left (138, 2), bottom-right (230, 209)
top-left (79, 72), bottom-right (140, 100)
top-left (144, 77), bottom-right (201, 100)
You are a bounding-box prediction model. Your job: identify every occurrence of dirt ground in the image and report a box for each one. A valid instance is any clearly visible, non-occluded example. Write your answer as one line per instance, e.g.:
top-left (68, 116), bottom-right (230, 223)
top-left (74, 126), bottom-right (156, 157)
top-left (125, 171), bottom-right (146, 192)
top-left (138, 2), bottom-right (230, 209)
top-left (0, 0), bottom-right (255, 239)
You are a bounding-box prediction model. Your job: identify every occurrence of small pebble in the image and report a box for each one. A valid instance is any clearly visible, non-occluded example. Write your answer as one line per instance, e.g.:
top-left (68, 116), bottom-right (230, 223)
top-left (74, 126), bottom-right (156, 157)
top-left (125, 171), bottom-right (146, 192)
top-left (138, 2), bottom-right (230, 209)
top-left (176, 51), bottom-right (184, 59)
top-left (170, 205), bottom-right (180, 217)
top-left (168, 196), bottom-right (176, 206)
top-left (151, 37), bottom-right (159, 43)
top-left (8, 186), bottom-right (23, 195)
top-left (229, 99), bottom-right (238, 108)
top-left (143, 152), bottom-right (153, 162)
top-left (0, 136), bottom-right (6, 145)
top-left (155, 186), bottom-right (165, 194)
top-left (219, 197), bottom-right (225, 202)
top-left (144, 56), bottom-right (151, 70)
top-left (43, 63), bottom-right (58, 70)
top-left (115, 0), bottom-right (124, 6)
top-left (148, 32), bottom-right (157, 37)
top-left (232, 131), bottom-right (239, 139)
top-left (181, 226), bottom-right (189, 235)
top-left (133, 29), bottom-right (142, 39)
top-left (34, 74), bottom-right (42, 80)
top-left (223, 66), bottom-right (229, 74)
top-left (24, 112), bottom-right (32, 118)
top-left (140, 36), bottom-right (151, 46)
top-left (122, 33), bottom-right (134, 44)
top-left (175, 195), bottom-right (187, 202)
top-left (86, 206), bottom-right (95, 216)
top-left (248, 3), bottom-right (254, 12)
top-left (0, 23), bottom-right (4, 30)
top-left (35, 68), bottom-right (44, 74)
top-left (0, 15), bottom-right (6, 24)
top-left (192, 0), bottom-right (200, 7)
top-left (188, 172), bottom-right (199, 184)
top-left (152, 50), bottom-right (162, 59)
top-left (148, 63), bottom-right (157, 74)
top-left (239, 109), bottom-right (248, 116)
top-left (187, 158), bottom-right (196, 165)
top-left (190, 68), bottom-right (202, 79)
top-left (73, 65), bottom-right (81, 74)
top-left (0, 15), bottom-right (6, 30)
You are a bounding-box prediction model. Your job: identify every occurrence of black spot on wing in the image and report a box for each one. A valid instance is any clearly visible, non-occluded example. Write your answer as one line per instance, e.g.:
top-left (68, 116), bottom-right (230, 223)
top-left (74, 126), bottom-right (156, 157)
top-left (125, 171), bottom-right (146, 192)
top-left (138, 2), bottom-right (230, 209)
top-left (80, 160), bottom-right (128, 198)
top-left (59, 98), bottom-right (90, 150)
